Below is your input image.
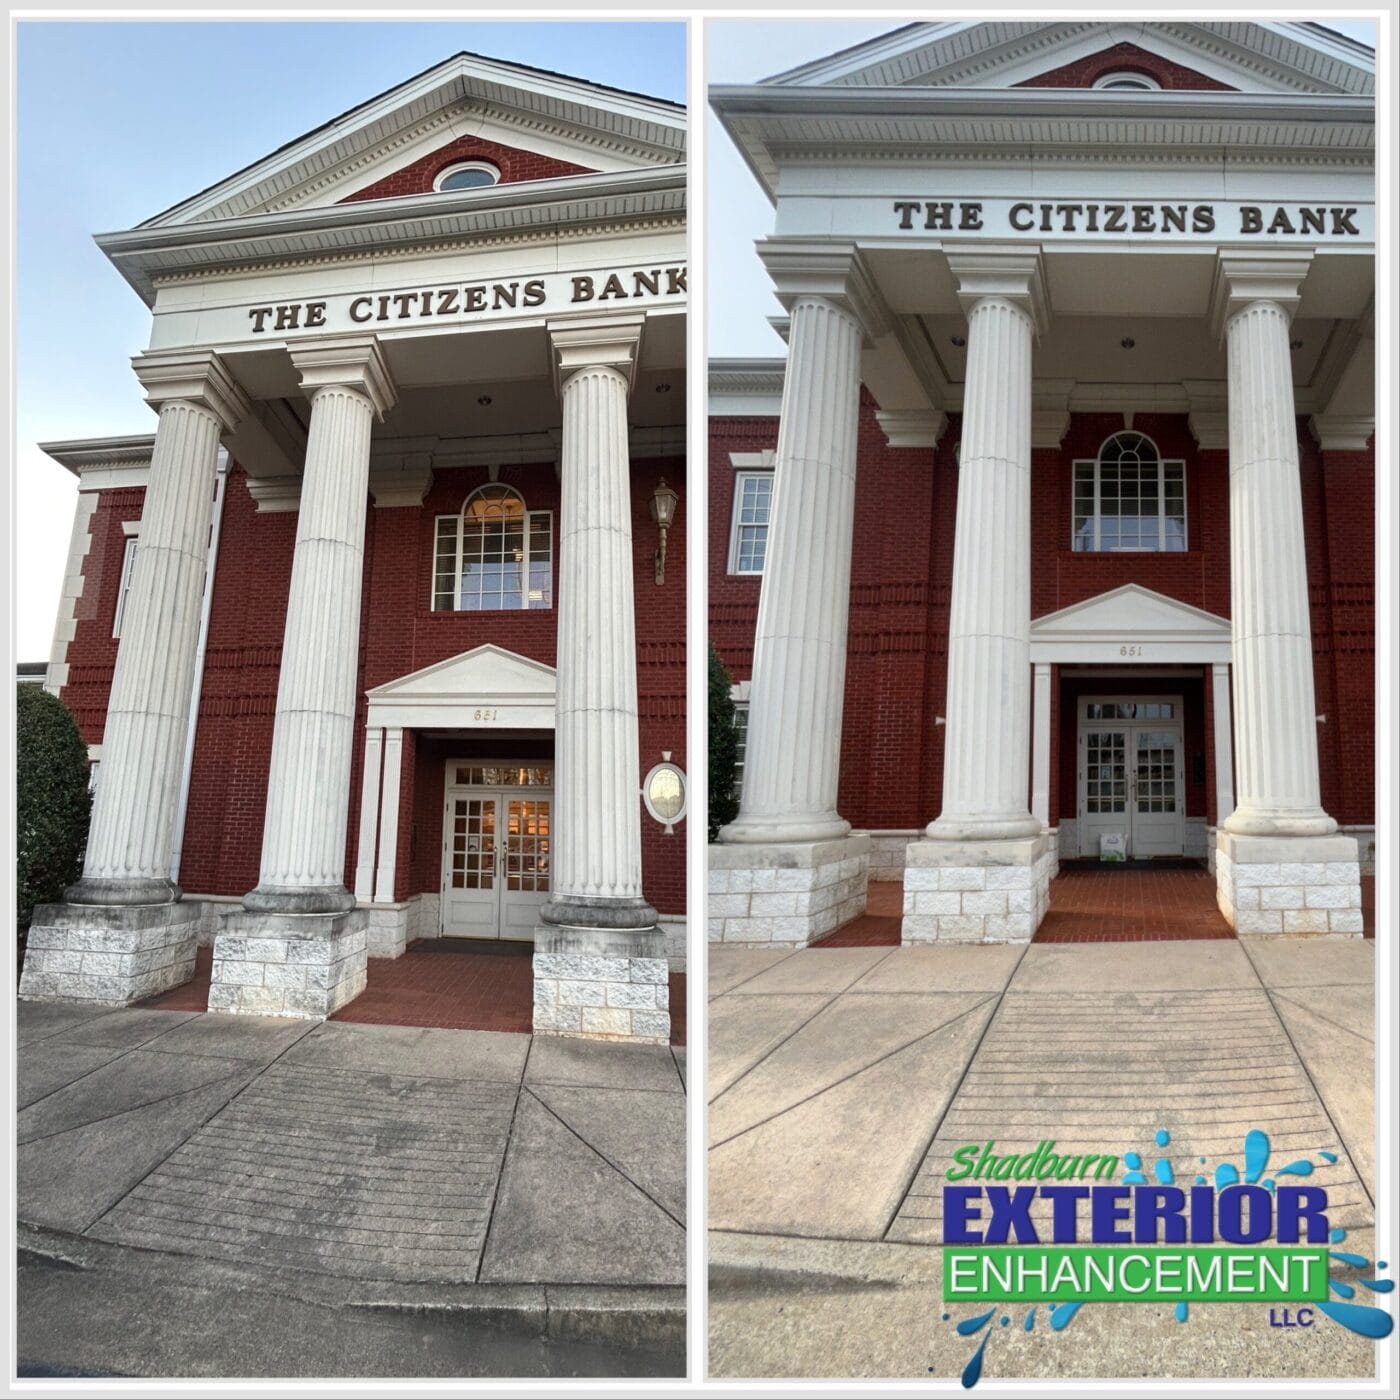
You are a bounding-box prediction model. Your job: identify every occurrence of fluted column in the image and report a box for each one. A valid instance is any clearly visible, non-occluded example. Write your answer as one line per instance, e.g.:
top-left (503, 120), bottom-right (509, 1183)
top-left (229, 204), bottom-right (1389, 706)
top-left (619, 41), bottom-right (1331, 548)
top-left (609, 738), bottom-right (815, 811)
top-left (245, 336), bottom-right (396, 913)
top-left (1216, 258), bottom-right (1334, 836)
top-left (928, 255), bottom-right (1046, 841)
top-left (540, 316), bottom-right (654, 929)
top-left (68, 351), bottom-right (248, 905)
top-left (720, 295), bottom-right (863, 843)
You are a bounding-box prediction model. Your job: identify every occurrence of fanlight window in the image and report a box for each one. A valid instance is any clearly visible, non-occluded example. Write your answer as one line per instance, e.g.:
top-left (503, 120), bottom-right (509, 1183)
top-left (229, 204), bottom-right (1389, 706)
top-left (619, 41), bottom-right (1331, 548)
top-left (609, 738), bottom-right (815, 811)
top-left (433, 485), bottom-right (553, 611)
top-left (1072, 433), bottom-right (1186, 553)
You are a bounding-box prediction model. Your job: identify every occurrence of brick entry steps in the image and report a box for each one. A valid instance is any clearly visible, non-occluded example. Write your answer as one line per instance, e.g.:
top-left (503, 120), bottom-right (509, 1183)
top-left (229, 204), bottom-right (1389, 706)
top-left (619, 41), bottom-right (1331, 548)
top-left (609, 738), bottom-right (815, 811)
top-left (813, 870), bottom-right (1378, 946)
top-left (146, 941), bottom-right (687, 1045)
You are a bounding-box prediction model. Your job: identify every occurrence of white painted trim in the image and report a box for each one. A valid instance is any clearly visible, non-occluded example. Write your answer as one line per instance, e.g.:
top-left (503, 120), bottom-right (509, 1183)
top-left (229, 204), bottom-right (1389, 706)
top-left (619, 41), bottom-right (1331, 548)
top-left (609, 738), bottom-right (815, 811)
top-left (728, 450), bottom-right (776, 469)
top-left (642, 760), bottom-right (688, 834)
top-left (434, 160), bottom-right (501, 192)
top-left (727, 468), bottom-right (773, 575)
top-left (1212, 662), bottom-right (1236, 825)
top-left (1029, 584), bottom-right (1232, 665)
top-left (374, 728), bottom-right (404, 902)
top-left (111, 535), bottom-right (140, 639)
top-left (1032, 662), bottom-right (1052, 828)
top-left (365, 643), bottom-right (556, 731)
top-left (44, 493), bottom-right (98, 696)
top-left (354, 727), bottom-right (385, 902)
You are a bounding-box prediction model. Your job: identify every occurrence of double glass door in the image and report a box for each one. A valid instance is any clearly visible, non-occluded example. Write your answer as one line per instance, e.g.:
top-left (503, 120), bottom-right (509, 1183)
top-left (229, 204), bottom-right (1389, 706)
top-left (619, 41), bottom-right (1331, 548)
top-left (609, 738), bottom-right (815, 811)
top-left (1077, 699), bottom-right (1185, 858)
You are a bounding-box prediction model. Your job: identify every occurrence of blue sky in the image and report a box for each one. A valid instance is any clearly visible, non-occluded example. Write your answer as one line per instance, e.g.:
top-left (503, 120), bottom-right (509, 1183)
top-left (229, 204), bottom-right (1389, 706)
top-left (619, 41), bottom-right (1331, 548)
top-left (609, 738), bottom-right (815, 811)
top-left (13, 20), bottom-right (685, 659)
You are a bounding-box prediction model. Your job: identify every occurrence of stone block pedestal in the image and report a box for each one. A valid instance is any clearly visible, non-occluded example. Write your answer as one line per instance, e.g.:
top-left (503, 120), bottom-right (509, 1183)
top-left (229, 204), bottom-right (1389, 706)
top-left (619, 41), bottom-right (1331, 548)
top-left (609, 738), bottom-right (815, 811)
top-left (902, 834), bottom-right (1052, 943)
top-left (533, 925), bottom-right (670, 1044)
top-left (707, 832), bottom-right (870, 947)
top-left (210, 910), bottom-right (367, 1018)
top-left (20, 902), bottom-right (200, 1004)
top-left (1215, 831), bottom-right (1363, 936)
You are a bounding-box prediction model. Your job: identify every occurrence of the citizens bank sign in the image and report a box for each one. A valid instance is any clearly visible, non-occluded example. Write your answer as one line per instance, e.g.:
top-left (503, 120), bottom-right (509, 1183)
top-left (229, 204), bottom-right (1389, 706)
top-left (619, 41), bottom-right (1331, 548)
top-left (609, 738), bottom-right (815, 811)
top-left (889, 199), bottom-right (1370, 240)
top-left (243, 264), bottom-right (687, 336)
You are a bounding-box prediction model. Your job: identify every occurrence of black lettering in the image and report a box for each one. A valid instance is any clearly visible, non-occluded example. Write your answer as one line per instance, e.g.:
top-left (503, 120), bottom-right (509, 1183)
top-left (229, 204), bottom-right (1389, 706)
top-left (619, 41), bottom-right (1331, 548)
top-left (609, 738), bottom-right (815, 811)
top-left (1085, 205), bottom-right (1100, 232)
top-left (1009, 202), bottom-right (1035, 232)
top-left (1330, 207), bottom-right (1360, 236)
top-left (303, 302), bottom-right (327, 328)
top-left (492, 282), bottom-right (519, 309)
top-left (598, 274), bottom-right (628, 300)
top-left (572, 275), bottom-right (595, 303)
top-left (274, 304), bottom-right (301, 331)
top-left (348, 297), bottom-right (373, 324)
top-left (1055, 203), bottom-right (1084, 232)
top-left (376, 295), bottom-right (390, 321)
top-left (436, 288), bottom-right (459, 315)
top-left (1299, 207), bottom-right (1326, 235)
top-left (419, 290), bottom-right (434, 316)
top-left (1132, 205), bottom-right (1155, 233)
top-left (1192, 205), bottom-right (1215, 233)
top-left (523, 279), bottom-right (546, 306)
top-left (1161, 205), bottom-right (1187, 234)
top-left (1240, 206), bottom-right (1263, 233)
top-left (391, 293), bottom-right (415, 319)
top-left (1105, 205), bottom-right (1127, 232)
top-left (463, 285), bottom-right (486, 311)
top-left (248, 307), bottom-right (274, 333)
top-left (1040, 203), bottom-right (1053, 232)
top-left (632, 269), bottom-right (659, 297)
top-left (666, 267), bottom-right (687, 294)
top-left (893, 201), bottom-right (920, 229)
top-left (924, 202), bottom-right (954, 230)
top-left (959, 202), bottom-right (983, 230)
top-left (1267, 208), bottom-right (1296, 235)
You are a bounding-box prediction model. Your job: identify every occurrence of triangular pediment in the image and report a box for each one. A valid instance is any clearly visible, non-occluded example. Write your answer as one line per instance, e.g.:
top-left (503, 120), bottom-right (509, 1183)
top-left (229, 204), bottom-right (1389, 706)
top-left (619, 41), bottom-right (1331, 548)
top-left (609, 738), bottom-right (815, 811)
top-left (368, 644), bottom-right (555, 703)
top-left (767, 21), bottom-right (1373, 96)
top-left (1032, 585), bottom-right (1230, 642)
top-left (143, 51), bottom-right (683, 228)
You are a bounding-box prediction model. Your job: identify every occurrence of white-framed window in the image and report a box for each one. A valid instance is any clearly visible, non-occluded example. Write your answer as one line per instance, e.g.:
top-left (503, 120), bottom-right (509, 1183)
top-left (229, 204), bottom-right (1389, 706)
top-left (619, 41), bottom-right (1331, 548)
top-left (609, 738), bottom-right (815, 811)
top-left (434, 161), bottom-right (500, 192)
top-left (1072, 432), bottom-right (1186, 553)
top-left (732, 702), bottom-right (749, 801)
top-left (1092, 72), bottom-right (1161, 91)
top-left (728, 471), bottom-right (773, 574)
top-left (112, 534), bottom-right (139, 638)
top-left (432, 483), bottom-right (553, 612)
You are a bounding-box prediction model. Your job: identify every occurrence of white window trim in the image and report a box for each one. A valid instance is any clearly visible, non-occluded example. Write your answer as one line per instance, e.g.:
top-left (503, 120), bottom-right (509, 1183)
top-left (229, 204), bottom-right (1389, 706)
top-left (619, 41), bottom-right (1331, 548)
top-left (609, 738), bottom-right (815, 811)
top-left (1092, 72), bottom-right (1162, 90)
top-left (432, 488), bottom-right (553, 612)
top-left (112, 530), bottom-right (140, 638)
top-left (728, 469), bottom-right (773, 576)
top-left (1071, 437), bottom-right (1187, 554)
top-left (433, 160), bottom-right (501, 192)
top-left (730, 693), bottom-right (750, 803)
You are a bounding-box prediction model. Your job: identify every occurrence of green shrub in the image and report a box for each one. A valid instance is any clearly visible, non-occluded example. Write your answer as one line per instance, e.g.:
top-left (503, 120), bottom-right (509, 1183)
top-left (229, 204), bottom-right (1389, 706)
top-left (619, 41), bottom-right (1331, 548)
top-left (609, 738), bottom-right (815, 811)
top-left (708, 644), bottom-right (740, 842)
top-left (16, 684), bottom-right (91, 926)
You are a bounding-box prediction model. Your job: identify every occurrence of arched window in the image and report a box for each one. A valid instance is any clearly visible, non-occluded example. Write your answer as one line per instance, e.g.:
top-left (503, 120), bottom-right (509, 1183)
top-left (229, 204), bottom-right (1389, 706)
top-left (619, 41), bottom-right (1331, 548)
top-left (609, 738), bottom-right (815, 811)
top-left (1072, 432), bottom-right (1187, 553)
top-left (1092, 71), bottom-right (1161, 91)
top-left (432, 484), bottom-right (553, 611)
top-left (434, 161), bottom-right (500, 192)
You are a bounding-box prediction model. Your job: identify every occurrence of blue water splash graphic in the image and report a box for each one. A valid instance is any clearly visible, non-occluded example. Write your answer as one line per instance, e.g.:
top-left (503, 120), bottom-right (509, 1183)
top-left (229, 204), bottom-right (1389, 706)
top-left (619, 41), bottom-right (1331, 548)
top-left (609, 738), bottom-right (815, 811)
top-left (1276, 1159), bottom-right (1314, 1177)
top-left (956, 1309), bottom-right (996, 1338)
top-left (1331, 1251), bottom-right (1370, 1268)
top-left (1156, 1129), bottom-right (1170, 1147)
top-left (1360, 1279), bottom-right (1395, 1295)
top-left (1319, 1151), bottom-right (1338, 1163)
top-left (1023, 1308), bottom-right (1035, 1332)
top-left (1175, 1302), bottom-right (1189, 1323)
top-left (1331, 1279), bottom-right (1356, 1299)
top-left (1214, 1162), bottom-right (1240, 1188)
top-left (1243, 1129), bottom-right (1270, 1183)
top-left (1316, 1301), bottom-right (1394, 1339)
top-left (1330, 1227), bottom-right (1347, 1244)
top-left (1048, 1302), bottom-right (1083, 1331)
top-left (1154, 1157), bottom-right (1174, 1185)
top-left (960, 1331), bottom-right (992, 1389)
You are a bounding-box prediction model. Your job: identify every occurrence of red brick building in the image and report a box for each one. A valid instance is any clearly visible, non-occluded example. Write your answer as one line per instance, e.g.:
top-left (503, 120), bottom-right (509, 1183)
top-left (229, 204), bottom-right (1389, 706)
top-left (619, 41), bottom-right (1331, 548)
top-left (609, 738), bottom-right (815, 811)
top-left (708, 21), bottom-right (1375, 946)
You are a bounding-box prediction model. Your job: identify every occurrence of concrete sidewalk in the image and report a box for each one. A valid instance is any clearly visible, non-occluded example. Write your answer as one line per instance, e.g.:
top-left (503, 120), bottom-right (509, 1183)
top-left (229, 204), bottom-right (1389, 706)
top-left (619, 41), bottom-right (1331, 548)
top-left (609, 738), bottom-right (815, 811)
top-left (17, 1004), bottom-right (685, 1373)
top-left (708, 937), bottom-right (1378, 1380)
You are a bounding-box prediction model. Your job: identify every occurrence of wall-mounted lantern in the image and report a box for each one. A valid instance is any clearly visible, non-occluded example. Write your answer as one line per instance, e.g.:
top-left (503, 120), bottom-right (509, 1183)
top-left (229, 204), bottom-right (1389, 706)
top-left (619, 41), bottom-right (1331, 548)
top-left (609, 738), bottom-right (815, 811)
top-left (649, 478), bottom-right (679, 585)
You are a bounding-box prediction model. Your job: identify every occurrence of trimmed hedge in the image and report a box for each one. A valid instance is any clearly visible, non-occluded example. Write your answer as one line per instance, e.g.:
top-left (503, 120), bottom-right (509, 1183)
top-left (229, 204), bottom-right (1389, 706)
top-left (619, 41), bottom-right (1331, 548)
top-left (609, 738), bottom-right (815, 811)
top-left (16, 684), bottom-right (91, 927)
top-left (708, 644), bottom-right (740, 842)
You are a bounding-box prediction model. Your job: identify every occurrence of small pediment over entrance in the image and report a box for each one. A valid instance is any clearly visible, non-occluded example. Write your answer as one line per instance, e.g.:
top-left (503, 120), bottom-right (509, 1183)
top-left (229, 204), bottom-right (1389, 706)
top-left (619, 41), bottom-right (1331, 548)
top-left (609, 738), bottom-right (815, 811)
top-left (1030, 585), bottom-right (1231, 664)
top-left (366, 644), bottom-right (555, 729)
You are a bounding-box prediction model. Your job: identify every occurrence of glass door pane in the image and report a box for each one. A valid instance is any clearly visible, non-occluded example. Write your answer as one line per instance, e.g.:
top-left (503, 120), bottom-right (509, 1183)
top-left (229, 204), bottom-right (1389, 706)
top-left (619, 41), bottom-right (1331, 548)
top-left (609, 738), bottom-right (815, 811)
top-left (506, 798), bottom-right (551, 892)
top-left (1084, 731), bottom-right (1127, 813)
top-left (1134, 730), bottom-right (1178, 813)
top-left (453, 796), bottom-right (496, 890)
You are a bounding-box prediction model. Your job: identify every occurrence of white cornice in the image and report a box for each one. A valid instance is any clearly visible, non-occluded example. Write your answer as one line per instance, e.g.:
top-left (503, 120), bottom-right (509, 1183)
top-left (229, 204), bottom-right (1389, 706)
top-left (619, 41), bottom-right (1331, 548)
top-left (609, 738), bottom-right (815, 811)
top-left (40, 434), bottom-right (156, 479)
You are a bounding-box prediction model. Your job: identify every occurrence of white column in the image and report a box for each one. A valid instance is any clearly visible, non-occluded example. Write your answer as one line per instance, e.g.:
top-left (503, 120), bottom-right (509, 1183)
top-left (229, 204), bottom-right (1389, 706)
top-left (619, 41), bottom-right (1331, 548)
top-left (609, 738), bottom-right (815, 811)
top-left (720, 295), bottom-right (864, 843)
top-left (541, 316), bottom-right (653, 929)
top-left (928, 254), bottom-right (1046, 842)
top-left (1031, 662), bottom-right (1052, 829)
top-left (245, 336), bottom-right (396, 913)
top-left (353, 726), bottom-right (383, 901)
top-left (1215, 258), bottom-right (1335, 837)
top-left (373, 727), bottom-right (403, 903)
top-left (1211, 663), bottom-right (1235, 826)
top-left (69, 351), bottom-right (248, 905)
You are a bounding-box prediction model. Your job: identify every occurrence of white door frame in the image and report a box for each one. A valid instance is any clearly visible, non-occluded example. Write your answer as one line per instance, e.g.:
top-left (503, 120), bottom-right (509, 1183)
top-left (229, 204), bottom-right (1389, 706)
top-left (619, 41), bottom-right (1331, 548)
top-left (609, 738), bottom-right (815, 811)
top-left (1076, 694), bottom-right (1186, 858)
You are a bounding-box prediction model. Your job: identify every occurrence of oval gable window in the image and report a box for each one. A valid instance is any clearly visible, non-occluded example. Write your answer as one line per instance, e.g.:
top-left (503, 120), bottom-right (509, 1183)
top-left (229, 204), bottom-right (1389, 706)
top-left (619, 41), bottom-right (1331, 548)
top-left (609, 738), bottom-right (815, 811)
top-left (435, 161), bottom-right (500, 192)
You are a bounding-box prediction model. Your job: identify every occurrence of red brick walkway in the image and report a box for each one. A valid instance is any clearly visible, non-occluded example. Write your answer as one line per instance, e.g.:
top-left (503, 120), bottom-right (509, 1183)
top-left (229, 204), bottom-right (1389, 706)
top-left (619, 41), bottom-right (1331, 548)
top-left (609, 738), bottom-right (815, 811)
top-left (1036, 864), bottom-right (1232, 942)
top-left (146, 941), bottom-right (686, 1045)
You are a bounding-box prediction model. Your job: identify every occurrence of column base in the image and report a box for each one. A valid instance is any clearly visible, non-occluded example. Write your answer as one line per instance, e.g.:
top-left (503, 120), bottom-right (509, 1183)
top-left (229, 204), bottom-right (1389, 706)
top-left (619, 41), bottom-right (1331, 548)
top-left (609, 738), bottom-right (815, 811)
top-left (242, 884), bottom-right (357, 915)
top-left (1215, 832), bottom-right (1363, 937)
top-left (533, 925), bottom-right (670, 1044)
top-left (64, 876), bottom-right (182, 906)
top-left (707, 833), bottom-right (870, 947)
top-left (20, 902), bottom-right (199, 1005)
top-left (901, 834), bottom-right (1051, 944)
top-left (210, 910), bottom-right (368, 1018)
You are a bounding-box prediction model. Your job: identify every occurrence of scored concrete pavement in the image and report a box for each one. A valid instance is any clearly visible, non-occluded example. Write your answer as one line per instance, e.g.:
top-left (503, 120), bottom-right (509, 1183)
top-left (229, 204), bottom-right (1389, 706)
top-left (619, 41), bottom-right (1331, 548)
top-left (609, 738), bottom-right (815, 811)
top-left (708, 937), bottom-right (1378, 1380)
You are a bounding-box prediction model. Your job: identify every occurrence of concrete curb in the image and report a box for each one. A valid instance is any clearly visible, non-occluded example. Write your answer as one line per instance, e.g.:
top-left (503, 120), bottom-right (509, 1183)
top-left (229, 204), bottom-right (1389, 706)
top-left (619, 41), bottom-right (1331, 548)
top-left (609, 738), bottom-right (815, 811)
top-left (708, 1229), bottom-right (937, 1291)
top-left (19, 1222), bottom-right (685, 1356)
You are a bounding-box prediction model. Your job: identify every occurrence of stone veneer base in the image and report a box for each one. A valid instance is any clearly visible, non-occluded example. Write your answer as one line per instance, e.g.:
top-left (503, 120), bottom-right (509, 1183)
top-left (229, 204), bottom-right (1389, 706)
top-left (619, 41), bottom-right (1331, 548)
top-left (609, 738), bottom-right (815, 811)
top-left (707, 833), bottom-right (871, 947)
top-left (210, 910), bottom-right (368, 1018)
top-left (20, 902), bottom-right (199, 1004)
top-left (1215, 831), bottom-right (1363, 936)
top-left (533, 924), bottom-right (670, 1044)
top-left (902, 834), bottom-right (1052, 943)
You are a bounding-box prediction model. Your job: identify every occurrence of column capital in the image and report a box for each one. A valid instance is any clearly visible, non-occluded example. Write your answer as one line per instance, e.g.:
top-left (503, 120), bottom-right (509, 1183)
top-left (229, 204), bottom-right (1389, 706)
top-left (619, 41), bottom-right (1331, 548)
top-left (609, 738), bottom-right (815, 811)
top-left (945, 247), bottom-right (1049, 338)
top-left (757, 241), bottom-right (890, 344)
top-left (1209, 251), bottom-right (1313, 340)
top-left (547, 313), bottom-right (644, 396)
top-left (289, 333), bottom-right (397, 418)
top-left (1309, 414), bottom-right (1374, 452)
top-left (132, 349), bottom-right (250, 432)
top-left (874, 408), bottom-right (946, 450)
top-left (1184, 380), bottom-right (1230, 451)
